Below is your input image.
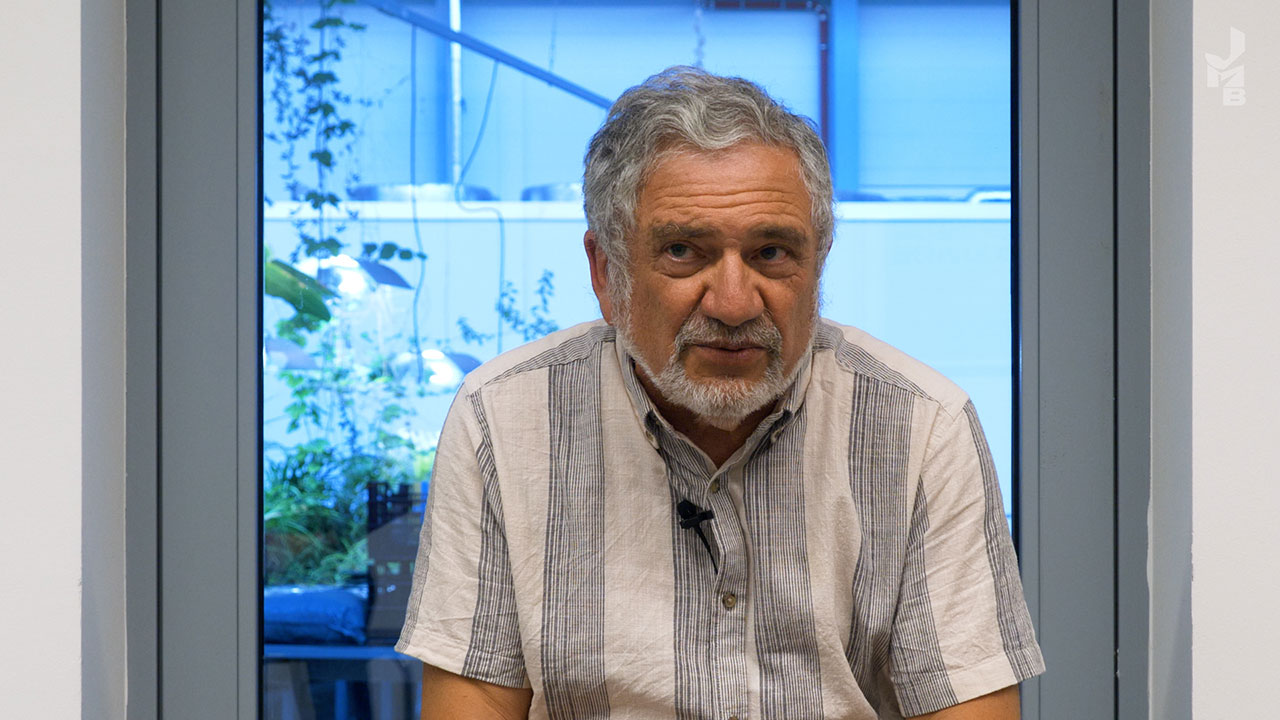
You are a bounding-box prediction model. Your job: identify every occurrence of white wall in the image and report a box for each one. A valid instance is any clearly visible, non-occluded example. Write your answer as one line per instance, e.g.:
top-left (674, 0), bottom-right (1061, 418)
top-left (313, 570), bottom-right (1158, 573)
top-left (0, 0), bottom-right (126, 718)
top-left (1152, 1), bottom-right (1280, 715)
top-left (1188, 1), bottom-right (1280, 715)
top-left (0, 1), bottom-right (85, 715)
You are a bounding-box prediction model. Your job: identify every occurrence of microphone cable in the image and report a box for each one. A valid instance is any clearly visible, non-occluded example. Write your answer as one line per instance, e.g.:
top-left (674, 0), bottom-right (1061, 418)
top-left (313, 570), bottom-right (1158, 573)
top-left (676, 499), bottom-right (718, 573)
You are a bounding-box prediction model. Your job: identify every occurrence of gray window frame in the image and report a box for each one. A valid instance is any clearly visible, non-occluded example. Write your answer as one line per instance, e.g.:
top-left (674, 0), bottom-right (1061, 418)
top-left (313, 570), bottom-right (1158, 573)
top-left (127, 0), bottom-right (260, 716)
top-left (124, 0), bottom-right (1154, 717)
top-left (1014, 0), bottom-right (1152, 717)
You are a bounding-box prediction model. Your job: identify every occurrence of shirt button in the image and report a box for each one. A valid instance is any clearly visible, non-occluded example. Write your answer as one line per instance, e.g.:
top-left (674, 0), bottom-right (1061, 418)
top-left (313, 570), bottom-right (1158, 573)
top-left (769, 427), bottom-right (784, 443)
top-left (721, 592), bottom-right (737, 610)
top-left (709, 479), bottom-right (721, 494)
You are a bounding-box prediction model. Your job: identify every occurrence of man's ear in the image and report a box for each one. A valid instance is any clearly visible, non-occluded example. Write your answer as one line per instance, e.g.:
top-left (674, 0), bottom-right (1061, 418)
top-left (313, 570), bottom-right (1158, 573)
top-left (584, 231), bottom-right (615, 324)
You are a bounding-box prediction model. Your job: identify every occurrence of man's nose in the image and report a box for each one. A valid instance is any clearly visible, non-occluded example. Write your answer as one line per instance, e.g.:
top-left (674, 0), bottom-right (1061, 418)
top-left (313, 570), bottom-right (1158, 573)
top-left (699, 255), bottom-right (764, 327)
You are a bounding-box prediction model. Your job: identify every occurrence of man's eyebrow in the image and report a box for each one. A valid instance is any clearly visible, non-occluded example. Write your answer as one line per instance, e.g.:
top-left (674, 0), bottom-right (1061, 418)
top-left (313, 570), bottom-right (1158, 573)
top-left (752, 224), bottom-right (809, 246)
top-left (649, 223), bottom-right (810, 243)
top-left (648, 224), bottom-right (711, 243)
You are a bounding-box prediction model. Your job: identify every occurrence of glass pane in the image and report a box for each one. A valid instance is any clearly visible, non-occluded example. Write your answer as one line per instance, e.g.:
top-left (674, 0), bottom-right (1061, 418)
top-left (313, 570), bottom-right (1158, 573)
top-left (260, 1), bottom-right (1010, 717)
top-left (833, 0), bottom-right (1015, 518)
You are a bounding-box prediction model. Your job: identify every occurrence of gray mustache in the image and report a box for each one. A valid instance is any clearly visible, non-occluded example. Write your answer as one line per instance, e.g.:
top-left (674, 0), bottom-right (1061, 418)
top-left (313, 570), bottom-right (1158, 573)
top-left (674, 314), bottom-right (783, 354)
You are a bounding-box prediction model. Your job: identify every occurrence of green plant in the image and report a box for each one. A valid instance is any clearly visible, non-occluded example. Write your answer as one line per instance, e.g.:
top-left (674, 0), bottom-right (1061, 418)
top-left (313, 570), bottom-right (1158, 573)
top-left (263, 439), bottom-right (366, 586)
top-left (264, 246), bottom-right (437, 585)
top-left (260, 0), bottom-right (559, 588)
top-left (263, 0), bottom-right (429, 587)
top-left (264, 437), bottom-right (435, 586)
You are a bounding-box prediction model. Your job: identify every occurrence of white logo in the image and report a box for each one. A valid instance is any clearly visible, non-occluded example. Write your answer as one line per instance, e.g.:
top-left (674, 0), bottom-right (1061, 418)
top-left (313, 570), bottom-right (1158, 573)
top-left (1205, 27), bottom-right (1247, 106)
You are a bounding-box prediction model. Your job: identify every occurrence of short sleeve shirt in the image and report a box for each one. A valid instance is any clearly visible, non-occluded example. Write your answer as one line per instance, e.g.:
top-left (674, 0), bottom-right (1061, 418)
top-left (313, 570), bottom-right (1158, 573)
top-left (396, 319), bottom-right (1045, 719)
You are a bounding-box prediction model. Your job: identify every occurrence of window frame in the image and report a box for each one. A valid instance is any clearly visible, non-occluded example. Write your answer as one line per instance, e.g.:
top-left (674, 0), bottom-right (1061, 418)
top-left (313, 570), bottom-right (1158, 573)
top-left (1013, 0), bottom-right (1152, 717)
top-left (127, 0), bottom-right (261, 716)
top-left (124, 0), bottom-right (1153, 717)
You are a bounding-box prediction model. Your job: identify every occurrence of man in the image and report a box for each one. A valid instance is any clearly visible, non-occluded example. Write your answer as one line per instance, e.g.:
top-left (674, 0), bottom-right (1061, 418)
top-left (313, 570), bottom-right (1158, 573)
top-left (396, 66), bottom-right (1044, 719)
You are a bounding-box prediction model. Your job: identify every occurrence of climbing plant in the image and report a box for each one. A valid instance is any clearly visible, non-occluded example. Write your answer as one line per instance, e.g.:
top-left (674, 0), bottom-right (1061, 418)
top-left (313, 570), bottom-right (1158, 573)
top-left (260, 0), bottom-right (561, 586)
top-left (262, 0), bottom-right (431, 586)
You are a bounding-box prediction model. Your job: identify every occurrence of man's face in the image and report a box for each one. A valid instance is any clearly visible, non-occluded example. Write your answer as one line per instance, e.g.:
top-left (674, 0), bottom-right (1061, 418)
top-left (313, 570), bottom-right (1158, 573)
top-left (588, 142), bottom-right (822, 430)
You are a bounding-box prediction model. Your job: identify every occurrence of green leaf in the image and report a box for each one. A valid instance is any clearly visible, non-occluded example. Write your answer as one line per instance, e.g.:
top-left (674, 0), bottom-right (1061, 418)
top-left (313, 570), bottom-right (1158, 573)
top-left (264, 259), bottom-right (335, 322)
top-left (307, 50), bottom-right (340, 64)
top-left (309, 17), bottom-right (345, 30)
top-left (378, 243), bottom-right (397, 260)
top-left (413, 449), bottom-right (435, 480)
top-left (322, 120), bottom-right (356, 140)
top-left (304, 191), bottom-right (340, 211)
top-left (316, 238), bottom-right (342, 256)
top-left (309, 150), bottom-right (334, 168)
top-left (397, 249), bottom-right (413, 261)
top-left (379, 434), bottom-right (409, 451)
top-left (307, 71), bottom-right (338, 87)
top-left (362, 243), bottom-right (378, 257)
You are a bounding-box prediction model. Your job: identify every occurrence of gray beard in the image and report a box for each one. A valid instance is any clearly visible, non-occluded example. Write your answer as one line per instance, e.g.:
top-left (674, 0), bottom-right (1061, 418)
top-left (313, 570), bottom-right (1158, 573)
top-left (616, 310), bottom-right (812, 432)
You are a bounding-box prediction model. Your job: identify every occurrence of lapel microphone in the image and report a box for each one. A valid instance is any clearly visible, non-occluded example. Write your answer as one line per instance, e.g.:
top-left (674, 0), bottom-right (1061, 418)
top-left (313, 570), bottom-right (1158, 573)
top-left (676, 499), bottom-right (718, 573)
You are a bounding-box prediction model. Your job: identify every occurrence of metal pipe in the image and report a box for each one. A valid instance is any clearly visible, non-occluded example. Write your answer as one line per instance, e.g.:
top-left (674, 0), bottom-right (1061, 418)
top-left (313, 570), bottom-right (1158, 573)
top-left (449, 0), bottom-right (462, 184)
top-left (363, 0), bottom-right (613, 110)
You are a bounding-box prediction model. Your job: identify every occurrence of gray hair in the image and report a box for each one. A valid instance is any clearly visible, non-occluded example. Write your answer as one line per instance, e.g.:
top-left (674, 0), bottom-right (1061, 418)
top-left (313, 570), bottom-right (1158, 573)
top-left (583, 66), bottom-right (835, 301)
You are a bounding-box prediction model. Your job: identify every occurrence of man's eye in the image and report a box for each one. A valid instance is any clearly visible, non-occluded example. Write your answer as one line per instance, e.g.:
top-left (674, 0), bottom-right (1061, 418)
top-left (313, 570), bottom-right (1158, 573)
top-left (758, 246), bottom-right (787, 261)
top-left (666, 243), bottom-right (692, 259)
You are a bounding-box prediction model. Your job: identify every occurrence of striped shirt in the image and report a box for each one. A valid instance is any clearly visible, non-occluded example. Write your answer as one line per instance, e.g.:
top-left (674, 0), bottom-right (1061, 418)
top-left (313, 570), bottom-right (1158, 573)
top-left (397, 319), bottom-right (1044, 719)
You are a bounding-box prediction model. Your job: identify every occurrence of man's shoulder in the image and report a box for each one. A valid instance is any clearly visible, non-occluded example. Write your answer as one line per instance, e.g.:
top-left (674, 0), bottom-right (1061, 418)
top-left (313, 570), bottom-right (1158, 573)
top-left (459, 319), bottom-right (615, 395)
top-left (813, 319), bottom-right (970, 417)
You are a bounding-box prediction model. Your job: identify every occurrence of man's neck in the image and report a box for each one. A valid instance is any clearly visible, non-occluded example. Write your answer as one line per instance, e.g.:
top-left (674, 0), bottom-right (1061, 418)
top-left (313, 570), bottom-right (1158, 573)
top-left (634, 372), bottom-right (775, 468)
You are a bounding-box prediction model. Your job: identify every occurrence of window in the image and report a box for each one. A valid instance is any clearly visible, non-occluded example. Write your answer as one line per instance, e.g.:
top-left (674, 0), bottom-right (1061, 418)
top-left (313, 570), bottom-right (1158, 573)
top-left (136, 0), bottom-right (1138, 713)
top-left (258, 2), bottom-right (1015, 717)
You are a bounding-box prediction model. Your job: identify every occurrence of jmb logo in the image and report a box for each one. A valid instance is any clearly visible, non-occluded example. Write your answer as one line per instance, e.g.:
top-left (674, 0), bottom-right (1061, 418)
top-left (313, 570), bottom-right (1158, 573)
top-left (1205, 27), bottom-right (1247, 106)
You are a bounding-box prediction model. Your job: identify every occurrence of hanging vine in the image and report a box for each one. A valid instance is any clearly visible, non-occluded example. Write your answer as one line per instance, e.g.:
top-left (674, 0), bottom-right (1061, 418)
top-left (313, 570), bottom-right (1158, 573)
top-left (262, 0), bottom-right (429, 587)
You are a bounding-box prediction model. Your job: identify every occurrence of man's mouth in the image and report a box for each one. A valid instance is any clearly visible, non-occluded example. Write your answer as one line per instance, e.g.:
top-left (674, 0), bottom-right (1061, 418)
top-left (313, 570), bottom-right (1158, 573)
top-left (687, 343), bottom-right (770, 366)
